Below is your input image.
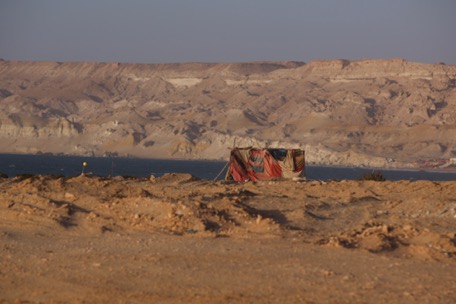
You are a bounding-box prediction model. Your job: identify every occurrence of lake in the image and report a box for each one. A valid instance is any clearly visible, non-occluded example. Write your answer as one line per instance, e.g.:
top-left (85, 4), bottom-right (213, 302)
top-left (0, 154), bottom-right (455, 181)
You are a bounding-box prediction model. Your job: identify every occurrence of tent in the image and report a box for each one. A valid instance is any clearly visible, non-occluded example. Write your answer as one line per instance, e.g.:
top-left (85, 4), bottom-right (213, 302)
top-left (225, 147), bottom-right (306, 182)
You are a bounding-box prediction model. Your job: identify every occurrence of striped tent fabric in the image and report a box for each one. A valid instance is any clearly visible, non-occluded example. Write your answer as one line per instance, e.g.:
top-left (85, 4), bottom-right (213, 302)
top-left (226, 147), bottom-right (306, 182)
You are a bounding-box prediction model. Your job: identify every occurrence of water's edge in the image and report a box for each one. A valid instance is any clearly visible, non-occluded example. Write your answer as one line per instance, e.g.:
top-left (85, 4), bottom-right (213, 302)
top-left (0, 154), bottom-right (455, 181)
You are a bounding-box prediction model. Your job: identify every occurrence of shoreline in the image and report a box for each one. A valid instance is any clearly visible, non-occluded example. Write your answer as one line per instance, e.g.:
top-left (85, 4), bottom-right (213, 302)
top-left (1, 153), bottom-right (455, 182)
top-left (2, 151), bottom-right (455, 173)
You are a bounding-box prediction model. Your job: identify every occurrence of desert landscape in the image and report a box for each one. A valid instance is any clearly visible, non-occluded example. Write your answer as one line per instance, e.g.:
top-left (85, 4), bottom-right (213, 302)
top-left (1, 173), bottom-right (455, 303)
top-left (1, 58), bottom-right (456, 303)
top-left (0, 58), bottom-right (455, 168)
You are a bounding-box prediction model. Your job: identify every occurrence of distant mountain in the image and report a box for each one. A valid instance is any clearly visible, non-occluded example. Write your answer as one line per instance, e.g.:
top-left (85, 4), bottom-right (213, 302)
top-left (0, 59), bottom-right (455, 167)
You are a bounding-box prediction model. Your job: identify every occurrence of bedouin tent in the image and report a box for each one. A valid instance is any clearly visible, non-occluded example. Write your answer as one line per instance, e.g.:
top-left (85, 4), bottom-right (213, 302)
top-left (225, 147), bottom-right (305, 182)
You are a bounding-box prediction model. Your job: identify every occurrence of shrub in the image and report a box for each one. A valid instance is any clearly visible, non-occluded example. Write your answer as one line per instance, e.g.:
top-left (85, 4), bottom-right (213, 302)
top-left (359, 170), bottom-right (386, 181)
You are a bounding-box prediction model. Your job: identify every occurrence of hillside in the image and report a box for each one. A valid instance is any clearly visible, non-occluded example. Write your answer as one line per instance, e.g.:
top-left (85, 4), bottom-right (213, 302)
top-left (0, 58), bottom-right (455, 167)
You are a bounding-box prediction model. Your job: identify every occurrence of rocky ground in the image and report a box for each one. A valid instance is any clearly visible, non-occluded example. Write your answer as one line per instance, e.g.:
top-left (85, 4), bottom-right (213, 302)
top-left (1, 173), bottom-right (455, 303)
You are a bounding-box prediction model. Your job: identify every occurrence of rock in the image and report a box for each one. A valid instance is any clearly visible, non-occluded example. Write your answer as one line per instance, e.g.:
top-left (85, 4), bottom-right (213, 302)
top-left (64, 192), bottom-right (76, 200)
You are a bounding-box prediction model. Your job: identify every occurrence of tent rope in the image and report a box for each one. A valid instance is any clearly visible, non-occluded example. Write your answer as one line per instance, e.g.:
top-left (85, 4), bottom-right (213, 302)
top-left (213, 161), bottom-right (230, 181)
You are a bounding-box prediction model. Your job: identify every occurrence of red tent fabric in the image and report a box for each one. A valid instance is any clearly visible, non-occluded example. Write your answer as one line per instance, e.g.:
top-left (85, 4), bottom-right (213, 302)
top-left (226, 147), bottom-right (305, 182)
top-left (227, 148), bottom-right (250, 182)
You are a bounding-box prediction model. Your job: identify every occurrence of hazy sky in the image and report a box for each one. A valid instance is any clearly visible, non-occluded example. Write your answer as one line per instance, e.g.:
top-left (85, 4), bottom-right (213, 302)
top-left (1, 0), bottom-right (455, 64)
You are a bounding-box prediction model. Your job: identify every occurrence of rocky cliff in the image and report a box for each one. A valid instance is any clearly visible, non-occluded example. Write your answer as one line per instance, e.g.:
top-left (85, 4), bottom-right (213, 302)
top-left (0, 58), bottom-right (455, 167)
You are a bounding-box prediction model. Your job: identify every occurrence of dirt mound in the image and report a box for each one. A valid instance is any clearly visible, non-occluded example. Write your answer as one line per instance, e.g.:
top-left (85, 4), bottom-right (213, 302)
top-left (3, 175), bottom-right (455, 257)
top-left (153, 172), bottom-right (200, 184)
top-left (0, 174), bottom-right (281, 237)
top-left (320, 222), bottom-right (456, 260)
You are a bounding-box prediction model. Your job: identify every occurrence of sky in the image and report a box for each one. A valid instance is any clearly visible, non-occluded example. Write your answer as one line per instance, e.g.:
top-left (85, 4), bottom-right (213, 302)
top-left (0, 0), bottom-right (455, 65)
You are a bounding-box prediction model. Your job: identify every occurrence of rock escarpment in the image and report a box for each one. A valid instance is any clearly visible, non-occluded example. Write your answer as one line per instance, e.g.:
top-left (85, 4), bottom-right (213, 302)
top-left (0, 59), bottom-right (455, 167)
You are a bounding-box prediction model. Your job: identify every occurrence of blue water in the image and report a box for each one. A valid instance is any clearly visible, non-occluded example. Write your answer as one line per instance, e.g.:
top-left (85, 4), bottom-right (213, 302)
top-left (0, 154), bottom-right (455, 181)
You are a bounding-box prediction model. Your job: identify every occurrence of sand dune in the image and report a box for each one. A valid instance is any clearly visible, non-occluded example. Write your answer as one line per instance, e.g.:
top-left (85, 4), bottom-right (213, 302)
top-left (1, 174), bottom-right (455, 303)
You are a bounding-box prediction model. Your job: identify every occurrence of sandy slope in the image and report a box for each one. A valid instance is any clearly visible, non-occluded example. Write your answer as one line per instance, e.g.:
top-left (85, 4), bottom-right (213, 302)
top-left (1, 174), bottom-right (455, 303)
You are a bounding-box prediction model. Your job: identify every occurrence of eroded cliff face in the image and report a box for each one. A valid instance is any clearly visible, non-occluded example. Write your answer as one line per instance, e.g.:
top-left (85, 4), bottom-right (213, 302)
top-left (0, 58), bottom-right (455, 167)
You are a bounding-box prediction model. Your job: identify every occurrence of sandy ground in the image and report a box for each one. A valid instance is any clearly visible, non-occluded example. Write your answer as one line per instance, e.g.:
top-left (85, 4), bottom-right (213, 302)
top-left (1, 173), bottom-right (455, 303)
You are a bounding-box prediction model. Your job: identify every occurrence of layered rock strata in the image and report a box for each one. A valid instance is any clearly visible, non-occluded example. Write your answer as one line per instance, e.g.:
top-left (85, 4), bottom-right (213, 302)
top-left (0, 58), bottom-right (455, 167)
